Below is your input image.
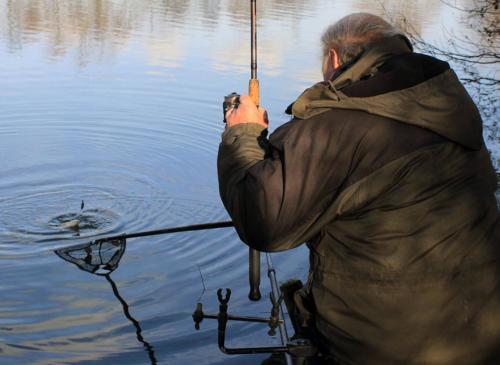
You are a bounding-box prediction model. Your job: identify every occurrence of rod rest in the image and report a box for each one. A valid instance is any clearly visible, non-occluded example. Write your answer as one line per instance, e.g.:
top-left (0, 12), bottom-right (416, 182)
top-left (192, 288), bottom-right (317, 358)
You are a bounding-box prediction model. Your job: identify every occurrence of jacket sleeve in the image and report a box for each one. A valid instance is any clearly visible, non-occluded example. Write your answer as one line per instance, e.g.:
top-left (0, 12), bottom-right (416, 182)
top-left (217, 119), bottom-right (345, 252)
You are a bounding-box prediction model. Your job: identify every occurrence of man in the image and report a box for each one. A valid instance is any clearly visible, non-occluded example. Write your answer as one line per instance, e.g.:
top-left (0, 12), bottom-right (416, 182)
top-left (218, 13), bottom-right (500, 365)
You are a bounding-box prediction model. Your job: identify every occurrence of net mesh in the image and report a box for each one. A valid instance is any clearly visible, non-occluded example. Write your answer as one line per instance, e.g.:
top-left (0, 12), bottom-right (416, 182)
top-left (55, 238), bottom-right (126, 275)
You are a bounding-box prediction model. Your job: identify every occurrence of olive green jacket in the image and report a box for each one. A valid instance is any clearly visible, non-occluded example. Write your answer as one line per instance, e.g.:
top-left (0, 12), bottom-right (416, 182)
top-left (218, 36), bottom-right (500, 364)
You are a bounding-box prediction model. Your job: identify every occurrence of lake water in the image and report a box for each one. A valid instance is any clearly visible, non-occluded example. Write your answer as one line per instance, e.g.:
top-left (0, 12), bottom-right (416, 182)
top-left (1, 1), bottom-right (498, 364)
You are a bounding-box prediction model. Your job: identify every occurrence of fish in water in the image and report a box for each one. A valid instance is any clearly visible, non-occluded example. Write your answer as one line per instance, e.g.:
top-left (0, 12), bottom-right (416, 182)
top-left (61, 201), bottom-right (85, 230)
top-left (61, 219), bottom-right (80, 230)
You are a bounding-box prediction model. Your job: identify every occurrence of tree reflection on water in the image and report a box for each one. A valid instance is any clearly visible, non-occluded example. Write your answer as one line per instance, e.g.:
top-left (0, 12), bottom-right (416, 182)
top-left (394, 0), bottom-right (499, 168)
top-left (1, 0), bottom-right (498, 168)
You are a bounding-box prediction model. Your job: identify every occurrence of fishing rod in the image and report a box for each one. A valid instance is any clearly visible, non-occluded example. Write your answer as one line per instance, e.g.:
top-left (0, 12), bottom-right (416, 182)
top-left (222, 0), bottom-right (262, 302)
top-left (70, 221), bottom-right (234, 246)
top-left (247, 0), bottom-right (262, 303)
top-left (249, 0), bottom-right (259, 106)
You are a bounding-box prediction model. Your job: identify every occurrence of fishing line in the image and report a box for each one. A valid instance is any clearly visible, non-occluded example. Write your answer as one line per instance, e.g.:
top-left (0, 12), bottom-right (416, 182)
top-left (196, 263), bottom-right (207, 303)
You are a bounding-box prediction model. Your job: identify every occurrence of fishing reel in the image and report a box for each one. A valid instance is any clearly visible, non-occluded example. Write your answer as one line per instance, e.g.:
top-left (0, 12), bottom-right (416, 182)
top-left (222, 92), bottom-right (240, 123)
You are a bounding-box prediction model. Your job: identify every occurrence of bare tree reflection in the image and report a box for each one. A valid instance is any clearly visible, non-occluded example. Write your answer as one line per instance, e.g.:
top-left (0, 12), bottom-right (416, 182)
top-left (384, 0), bottom-right (499, 167)
top-left (400, 1), bottom-right (498, 103)
top-left (3, 0), bottom-right (320, 60)
top-left (3, 0), bottom-right (497, 164)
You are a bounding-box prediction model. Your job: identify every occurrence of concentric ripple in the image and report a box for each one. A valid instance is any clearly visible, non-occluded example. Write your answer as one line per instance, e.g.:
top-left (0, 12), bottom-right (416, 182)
top-left (1, 192), bottom-right (226, 256)
top-left (3, 1), bottom-right (495, 365)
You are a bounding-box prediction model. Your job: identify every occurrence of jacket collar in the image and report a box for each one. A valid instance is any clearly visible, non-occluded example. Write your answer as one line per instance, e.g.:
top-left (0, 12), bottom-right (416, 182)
top-left (287, 35), bottom-right (412, 116)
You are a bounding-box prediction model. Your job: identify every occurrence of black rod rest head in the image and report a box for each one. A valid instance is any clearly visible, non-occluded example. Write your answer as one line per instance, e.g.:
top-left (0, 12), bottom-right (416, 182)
top-left (193, 303), bottom-right (204, 330)
top-left (217, 288), bottom-right (231, 305)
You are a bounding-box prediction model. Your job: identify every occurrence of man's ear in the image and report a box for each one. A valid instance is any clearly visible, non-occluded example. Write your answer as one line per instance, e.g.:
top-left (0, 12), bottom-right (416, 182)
top-left (330, 49), bottom-right (340, 70)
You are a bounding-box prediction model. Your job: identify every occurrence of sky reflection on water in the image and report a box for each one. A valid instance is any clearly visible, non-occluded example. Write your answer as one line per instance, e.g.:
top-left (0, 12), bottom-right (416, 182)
top-left (0, 1), bottom-right (498, 364)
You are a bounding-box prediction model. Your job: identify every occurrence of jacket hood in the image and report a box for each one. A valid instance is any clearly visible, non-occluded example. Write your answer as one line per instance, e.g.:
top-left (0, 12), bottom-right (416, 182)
top-left (289, 36), bottom-right (483, 150)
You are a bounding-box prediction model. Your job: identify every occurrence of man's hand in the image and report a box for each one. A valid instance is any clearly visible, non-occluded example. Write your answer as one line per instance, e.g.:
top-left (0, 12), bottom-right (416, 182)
top-left (225, 95), bottom-right (269, 128)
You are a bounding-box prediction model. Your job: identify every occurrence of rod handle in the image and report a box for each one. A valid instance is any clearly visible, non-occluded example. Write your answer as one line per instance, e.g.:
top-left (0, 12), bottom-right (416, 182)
top-left (248, 248), bottom-right (261, 301)
top-left (249, 79), bottom-right (260, 107)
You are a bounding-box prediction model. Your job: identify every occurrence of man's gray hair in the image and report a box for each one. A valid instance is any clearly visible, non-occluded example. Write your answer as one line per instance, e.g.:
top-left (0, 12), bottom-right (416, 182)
top-left (321, 13), bottom-right (404, 65)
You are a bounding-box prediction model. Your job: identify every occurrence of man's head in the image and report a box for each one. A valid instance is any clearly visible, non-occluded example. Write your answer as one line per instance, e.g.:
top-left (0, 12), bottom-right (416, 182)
top-left (321, 13), bottom-right (404, 81)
